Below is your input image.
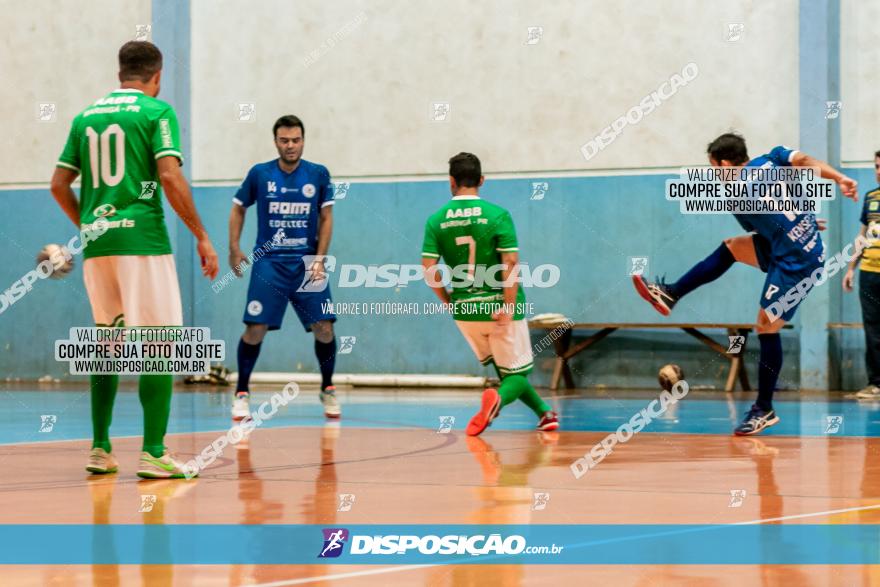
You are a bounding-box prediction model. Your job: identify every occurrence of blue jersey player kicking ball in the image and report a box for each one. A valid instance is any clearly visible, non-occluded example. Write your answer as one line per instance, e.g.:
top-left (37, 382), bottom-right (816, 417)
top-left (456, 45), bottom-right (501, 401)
top-left (228, 115), bottom-right (340, 420)
top-left (633, 133), bottom-right (858, 436)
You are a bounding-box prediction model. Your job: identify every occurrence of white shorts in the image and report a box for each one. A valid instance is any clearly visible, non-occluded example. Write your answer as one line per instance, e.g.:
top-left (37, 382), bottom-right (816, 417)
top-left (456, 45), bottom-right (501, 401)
top-left (83, 255), bottom-right (183, 327)
top-left (455, 319), bottom-right (534, 376)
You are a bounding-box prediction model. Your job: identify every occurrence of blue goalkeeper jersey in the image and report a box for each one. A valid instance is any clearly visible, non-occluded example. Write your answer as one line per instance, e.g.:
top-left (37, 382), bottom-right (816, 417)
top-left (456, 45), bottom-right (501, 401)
top-left (233, 158), bottom-right (334, 258)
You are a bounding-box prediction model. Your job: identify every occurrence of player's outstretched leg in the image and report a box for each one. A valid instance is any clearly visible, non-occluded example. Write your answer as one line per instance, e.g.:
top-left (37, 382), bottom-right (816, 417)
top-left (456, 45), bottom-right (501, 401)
top-left (633, 241), bottom-right (737, 316)
top-left (468, 364), bottom-right (558, 435)
top-left (233, 324), bottom-right (267, 420)
top-left (735, 311), bottom-right (783, 436)
top-left (86, 374), bottom-right (119, 474)
top-left (136, 374), bottom-right (193, 479)
top-left (313, 320), bottom-right (340, 418)
top-left (465, 378), bottom-right (557, 436)
top-left (497, 374), bottom-right (559, 431)
top-left (467, 321), bottom-right (557, 434)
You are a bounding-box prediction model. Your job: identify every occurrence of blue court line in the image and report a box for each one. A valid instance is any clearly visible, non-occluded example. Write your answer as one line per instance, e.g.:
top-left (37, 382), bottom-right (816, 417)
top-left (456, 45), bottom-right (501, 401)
top-left (1, 390), bottom-right (878, 445)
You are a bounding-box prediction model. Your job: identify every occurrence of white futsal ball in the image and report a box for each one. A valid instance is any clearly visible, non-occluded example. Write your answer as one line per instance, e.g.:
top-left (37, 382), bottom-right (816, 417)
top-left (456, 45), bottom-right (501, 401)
top-left (658, 363), bottom-right (684, 392)
top-left (36, 244), bottom-right (74, 279)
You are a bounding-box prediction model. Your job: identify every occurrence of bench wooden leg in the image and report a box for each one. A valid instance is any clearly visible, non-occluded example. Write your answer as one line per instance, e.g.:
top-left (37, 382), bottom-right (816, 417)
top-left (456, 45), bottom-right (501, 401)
top-left (553, 327), bottom-right (617, 391)
top-left (550, 358), bottom-right (564, 391)
top-left (686, 326), bottom-right (754, 392)
top-left (736, 329), bottom-right (751, 391)
top-left (723, 328), bottom-right (752, 392)
top-left (725, 356), bottom-right (741, 392)
top-left (550, 329), bottom-right (574, 391)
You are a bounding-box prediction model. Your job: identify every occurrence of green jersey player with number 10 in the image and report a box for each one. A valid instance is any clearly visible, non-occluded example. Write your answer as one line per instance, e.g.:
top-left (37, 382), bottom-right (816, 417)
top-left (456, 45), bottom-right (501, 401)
top-left (50, 41), bottom-right (219, 478)
top-left (421, 152), bottom-right (558, 436)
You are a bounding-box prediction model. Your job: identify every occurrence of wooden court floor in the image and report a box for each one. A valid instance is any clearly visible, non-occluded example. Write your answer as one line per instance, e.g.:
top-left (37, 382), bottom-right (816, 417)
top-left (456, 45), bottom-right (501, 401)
top-left (1, 386), bottom-right (879, 585)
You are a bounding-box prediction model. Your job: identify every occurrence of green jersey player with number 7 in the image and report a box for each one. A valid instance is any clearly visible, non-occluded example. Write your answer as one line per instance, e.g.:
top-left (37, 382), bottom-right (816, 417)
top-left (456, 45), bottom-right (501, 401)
top-left (50, 41), bottom-right (219, 478)
top-left (421, 152), bottom-right (559, 436)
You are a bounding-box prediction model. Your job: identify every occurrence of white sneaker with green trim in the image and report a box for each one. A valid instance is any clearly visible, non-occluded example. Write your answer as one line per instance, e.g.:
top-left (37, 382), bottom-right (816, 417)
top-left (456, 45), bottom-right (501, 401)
top-left (86, 447), bottom-right (118, 474)
top-left (137, 450), bottom-right (196, 479)
top-left (231, 393), bottom-right (250, 420)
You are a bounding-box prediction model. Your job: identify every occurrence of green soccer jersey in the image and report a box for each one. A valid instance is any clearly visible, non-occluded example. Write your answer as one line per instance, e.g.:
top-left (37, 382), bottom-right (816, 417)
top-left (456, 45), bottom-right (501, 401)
top-left (57, 88), bottom-right (182, 259)
top-left (422, 194), bottom-right (526, 321)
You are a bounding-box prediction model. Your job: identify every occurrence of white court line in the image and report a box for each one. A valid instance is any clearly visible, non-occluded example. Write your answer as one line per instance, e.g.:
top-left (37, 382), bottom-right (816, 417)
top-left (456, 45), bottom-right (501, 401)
top-left (250, 502), bottom-right (880, 585)
top-left (732, 502), bottom-right (880, 525)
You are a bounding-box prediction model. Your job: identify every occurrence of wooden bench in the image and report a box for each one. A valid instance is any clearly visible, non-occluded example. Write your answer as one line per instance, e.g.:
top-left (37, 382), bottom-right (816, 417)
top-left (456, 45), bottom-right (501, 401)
top-left (528, 321), bottom-right (791, 392)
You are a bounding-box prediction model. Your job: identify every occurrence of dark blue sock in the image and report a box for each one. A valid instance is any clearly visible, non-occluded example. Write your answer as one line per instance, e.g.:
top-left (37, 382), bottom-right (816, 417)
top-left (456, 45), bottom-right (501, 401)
top-left (315, 338), bottom-right (337, 390)
top-left (236, 339), bottom-right (262, 393)
top-left (756, 333), bottom-right (782, 412)
top-left (668, 243), bottom-right (735, 299)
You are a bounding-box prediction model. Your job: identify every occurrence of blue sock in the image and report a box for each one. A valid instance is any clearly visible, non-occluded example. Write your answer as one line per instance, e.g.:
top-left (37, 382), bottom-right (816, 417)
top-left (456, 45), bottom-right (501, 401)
top-left (668, 243), bottom-right (735, 299)
top-left (315, 338), bottom-right (337, 391)
top-left (756, 333), bottom-right (782, 412)
top-left (236, 339), bottom-right (262, 393)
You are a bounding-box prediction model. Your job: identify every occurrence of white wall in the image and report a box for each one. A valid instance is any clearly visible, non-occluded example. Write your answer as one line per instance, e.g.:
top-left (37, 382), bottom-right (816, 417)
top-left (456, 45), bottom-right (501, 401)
top-left (0, 1), bottom-right (806, 184)
top-left (191, 0), bottom-right (799, 180)
top-left (841, 0), bottom-right (880, 165)
top-left (0, 0), bottom-right (151, 185)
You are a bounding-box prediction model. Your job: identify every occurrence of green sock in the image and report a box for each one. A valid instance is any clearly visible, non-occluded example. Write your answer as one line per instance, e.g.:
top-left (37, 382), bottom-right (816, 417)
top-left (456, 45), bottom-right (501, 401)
top-left (498, 374), bottom-right (551, 417)
top-left (90, 374), bottom-right (118, 452)
top-left (518, 386), bottom-right (552, 417)
top-left (498, 374), bottom-right (525, 407)
top-left (139, 374), bottom-right (173, 458)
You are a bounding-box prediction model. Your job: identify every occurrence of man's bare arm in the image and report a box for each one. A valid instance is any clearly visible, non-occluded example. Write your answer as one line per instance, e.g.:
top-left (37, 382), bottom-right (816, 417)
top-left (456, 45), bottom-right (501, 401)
top-left (843, 224), bottom-right (868, 293)
top-left (157, 156), bottom-right (219, 279)
top-left (316, 205), bottom-right (333, 257)
top-left (790, 152), bottom-right (858, 200)
top-left (422, 257), bottom-right (451, 305)
top-left (49, 167), bottom-right (80, 227)
top-left (229, 204), bottom-right (248, 275)
top-left (849, 224), bottom-right (868, 271)
top-left (494, 251), bottom-right (520, 323)
top-left (306, 205), bottom-right (334, 281)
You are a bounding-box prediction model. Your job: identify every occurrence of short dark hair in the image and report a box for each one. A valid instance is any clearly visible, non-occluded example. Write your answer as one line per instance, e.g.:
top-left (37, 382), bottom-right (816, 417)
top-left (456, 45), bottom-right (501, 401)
top-left (874, 150), bottom-right (880, 160)
top-left (273, 115), bottom-right (305, 138)
top-left (448, 152), bottom-right (482, 188)
top-left (118, 41), bottom-right (163, 82)
top-left (707, 133), bottom-right (749, 165)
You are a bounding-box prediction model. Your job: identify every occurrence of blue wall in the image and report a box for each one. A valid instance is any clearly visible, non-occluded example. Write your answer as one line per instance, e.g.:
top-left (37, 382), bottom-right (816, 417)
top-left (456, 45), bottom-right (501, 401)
top-left (2, 168), bottom-right (874, 388)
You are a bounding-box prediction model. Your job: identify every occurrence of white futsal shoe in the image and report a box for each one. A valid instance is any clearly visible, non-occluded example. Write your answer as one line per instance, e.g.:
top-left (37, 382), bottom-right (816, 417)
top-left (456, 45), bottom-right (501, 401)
top-left (231, 393), bottom-right (250, 420)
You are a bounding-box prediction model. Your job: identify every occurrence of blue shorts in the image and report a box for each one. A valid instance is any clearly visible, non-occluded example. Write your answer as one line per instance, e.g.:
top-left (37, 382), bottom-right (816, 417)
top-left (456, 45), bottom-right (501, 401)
top-left (753, 234), bottom-right (824, 323)
top-left (243, 257), bottom-right (336, 331)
